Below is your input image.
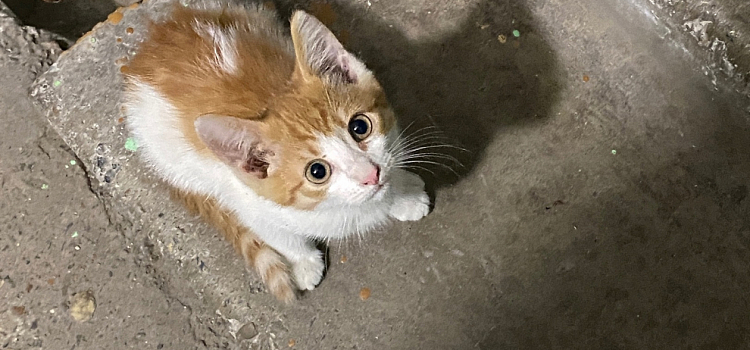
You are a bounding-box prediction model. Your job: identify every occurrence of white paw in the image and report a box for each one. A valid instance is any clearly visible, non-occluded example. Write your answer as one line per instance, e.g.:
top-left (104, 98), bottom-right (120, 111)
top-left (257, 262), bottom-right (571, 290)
top-left (291, 251), bottom-right (325, 291)
top-left (389, 170), bottom-right (430, 221)
top-left (390, 191), bottom-right (431, 221)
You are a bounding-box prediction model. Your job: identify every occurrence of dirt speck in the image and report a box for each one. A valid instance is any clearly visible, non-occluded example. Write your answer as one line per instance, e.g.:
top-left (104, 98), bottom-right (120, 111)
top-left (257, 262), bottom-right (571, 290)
top-left (11, 306), bottom-right (25, 315)
top-left (359, 287), bottom-right (371, 300)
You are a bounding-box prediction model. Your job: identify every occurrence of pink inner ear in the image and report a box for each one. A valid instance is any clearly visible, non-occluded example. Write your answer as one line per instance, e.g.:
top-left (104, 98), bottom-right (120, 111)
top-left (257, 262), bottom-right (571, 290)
top-left (195, 115), bottom-right (273, 179)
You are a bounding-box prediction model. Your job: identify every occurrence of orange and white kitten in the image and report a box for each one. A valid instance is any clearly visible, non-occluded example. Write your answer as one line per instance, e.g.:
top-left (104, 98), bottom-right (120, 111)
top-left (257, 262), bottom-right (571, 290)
top-left (123, 2), bottom-right (429, 302)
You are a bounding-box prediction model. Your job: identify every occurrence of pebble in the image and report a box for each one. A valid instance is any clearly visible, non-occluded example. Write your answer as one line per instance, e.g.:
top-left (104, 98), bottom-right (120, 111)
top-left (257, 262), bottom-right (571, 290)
top-left (69, 290), bottom-right (96, 322)
top-left (359, 287), bottom-right (371, 300)
top-left (237, 322), bottom-right (258, 340)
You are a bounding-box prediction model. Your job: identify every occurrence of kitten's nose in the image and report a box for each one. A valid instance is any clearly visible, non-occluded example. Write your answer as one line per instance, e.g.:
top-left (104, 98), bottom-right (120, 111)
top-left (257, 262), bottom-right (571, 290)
top-left (362, 165), bottom-right (380, 186)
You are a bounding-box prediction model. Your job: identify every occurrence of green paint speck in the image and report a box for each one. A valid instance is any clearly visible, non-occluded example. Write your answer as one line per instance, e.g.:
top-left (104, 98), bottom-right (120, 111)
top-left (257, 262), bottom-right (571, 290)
top-left (611, 149), bottom-right (617, 155)
top-left (53, 80), bottom-right (62, 87)
top-left (69, 160), bottom-right (77, 166)
top-left (41, 184), bottom-right (49, 190)
top-left (512, 30), bottom-right (521, 38)
top-left (71, 231), bottom-right (79, 238)
top-left (90, 37), bottom-right (96, 43)
top-left (124, 137), bottom-right (138, 151)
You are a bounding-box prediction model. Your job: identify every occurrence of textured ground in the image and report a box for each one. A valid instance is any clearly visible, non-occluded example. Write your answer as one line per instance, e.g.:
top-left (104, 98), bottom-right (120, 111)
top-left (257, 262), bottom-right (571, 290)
top-left (1, 0), bottom-right (750, 349)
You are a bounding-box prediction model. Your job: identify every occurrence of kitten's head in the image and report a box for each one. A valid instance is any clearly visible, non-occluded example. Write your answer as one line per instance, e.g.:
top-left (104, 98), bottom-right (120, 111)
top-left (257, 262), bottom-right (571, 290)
top-left (196, 11), bottom-right (398, 210)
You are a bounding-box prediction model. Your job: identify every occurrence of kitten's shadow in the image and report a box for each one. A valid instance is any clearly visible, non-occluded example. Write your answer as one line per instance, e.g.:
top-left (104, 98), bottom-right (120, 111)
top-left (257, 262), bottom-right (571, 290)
top-left (276, 0), bottom-right (561, 195)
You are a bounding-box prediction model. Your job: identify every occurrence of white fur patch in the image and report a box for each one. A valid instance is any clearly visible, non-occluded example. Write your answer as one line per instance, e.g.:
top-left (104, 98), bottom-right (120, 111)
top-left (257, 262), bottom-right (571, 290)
top-left (193, 20), bottom-right (239, 74)
top-left (316, 132), bottom-right (390, 206)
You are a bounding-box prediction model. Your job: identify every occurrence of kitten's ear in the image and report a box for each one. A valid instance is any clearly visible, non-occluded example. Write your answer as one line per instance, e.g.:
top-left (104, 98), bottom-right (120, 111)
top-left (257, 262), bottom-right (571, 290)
top-left (195, 115), bottom-right (277, 179)
top-left (290, 10), bottom-right (367, 84)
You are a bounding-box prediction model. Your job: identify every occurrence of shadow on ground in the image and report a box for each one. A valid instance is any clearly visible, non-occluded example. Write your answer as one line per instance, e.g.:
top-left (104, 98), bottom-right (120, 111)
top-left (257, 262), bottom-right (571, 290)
top-left (4, 0), bottom-right (116, 42)
top-left (276, 0), bottom-right (561, 191)
top-left (10, 0), bottom-right (750, 348)
top-left (480, 90), bottom-right (750, 349)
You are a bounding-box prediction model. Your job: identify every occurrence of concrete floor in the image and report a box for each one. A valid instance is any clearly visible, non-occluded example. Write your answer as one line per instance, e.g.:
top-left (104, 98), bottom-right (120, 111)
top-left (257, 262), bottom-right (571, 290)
top-left (2, 0), bottom-right (750, 349)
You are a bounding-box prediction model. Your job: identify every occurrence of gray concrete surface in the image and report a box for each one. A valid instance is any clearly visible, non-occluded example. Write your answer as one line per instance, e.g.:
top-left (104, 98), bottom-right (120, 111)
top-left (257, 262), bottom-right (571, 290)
top-left (3, 0), bottom-right (750, 349)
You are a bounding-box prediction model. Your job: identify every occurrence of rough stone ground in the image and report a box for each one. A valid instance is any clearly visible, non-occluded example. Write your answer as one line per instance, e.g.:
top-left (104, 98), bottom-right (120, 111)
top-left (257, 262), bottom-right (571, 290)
top-left (2, 0), bottom-right (750, 349)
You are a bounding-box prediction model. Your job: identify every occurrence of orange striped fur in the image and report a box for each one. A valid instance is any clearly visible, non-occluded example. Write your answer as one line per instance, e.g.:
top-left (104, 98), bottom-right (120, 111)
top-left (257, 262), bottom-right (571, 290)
top-left (171, 188), bottom-right (295, 303)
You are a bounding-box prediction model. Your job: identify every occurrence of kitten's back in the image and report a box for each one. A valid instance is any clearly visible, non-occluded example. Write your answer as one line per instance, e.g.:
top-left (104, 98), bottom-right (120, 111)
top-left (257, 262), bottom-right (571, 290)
top-left (125, 4), bottom-right (295, 151)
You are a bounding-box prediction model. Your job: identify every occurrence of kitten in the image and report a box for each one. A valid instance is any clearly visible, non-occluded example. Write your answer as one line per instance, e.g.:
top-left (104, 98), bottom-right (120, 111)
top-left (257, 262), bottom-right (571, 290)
top-left (122, 2), bottom-right (430, 302)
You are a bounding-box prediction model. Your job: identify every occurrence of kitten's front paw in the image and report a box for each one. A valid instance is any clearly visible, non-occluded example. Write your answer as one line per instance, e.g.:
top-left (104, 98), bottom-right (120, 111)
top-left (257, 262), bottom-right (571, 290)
top-left (390, 190), bottom-right (431, 221)
top-left (292, 251), bottom-right (325, 291)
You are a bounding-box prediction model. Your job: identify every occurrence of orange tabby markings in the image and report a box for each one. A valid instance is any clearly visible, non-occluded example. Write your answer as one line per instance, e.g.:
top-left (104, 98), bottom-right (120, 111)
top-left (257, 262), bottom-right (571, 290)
top-left (123, 3), bottom-right (426, 302)
top-left (170, 188), bottom-right (296, 303)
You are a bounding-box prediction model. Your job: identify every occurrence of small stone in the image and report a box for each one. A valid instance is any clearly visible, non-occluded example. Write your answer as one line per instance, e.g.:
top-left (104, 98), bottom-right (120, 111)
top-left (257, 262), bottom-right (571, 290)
top-left (497, 34), bottom-right (507, 43)
top-left (69, 290), bottom-right (96, 322)
top-left (359, 287), bottom-right (371, 300)
top-left (340, 255), bottom-right (347, 263)
top-left (288, 339), bottom-right (296, 347)
top-left (74, 245), bottom-right (81, 251)
top-left (583, 74), bottom-right (590, 82)
top-left (237, 322), bottom-right (258, 340)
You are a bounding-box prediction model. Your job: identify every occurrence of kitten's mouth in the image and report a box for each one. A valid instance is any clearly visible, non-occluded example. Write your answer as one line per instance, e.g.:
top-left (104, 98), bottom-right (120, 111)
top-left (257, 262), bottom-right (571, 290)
top-left (367, 181), bottom-right (389, 201)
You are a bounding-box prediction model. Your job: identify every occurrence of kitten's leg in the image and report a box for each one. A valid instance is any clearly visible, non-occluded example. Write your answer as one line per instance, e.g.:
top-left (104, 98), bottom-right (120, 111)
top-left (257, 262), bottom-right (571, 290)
top-left (389, 168), bottom-right (430, 221)
top-left (171, 188), bottom-right (296, 303)
top-left (252, 232), bottom-right (325, 291)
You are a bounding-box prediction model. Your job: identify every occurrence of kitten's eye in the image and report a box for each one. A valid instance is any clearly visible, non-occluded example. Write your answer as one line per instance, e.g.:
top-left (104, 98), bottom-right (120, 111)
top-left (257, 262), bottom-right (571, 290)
top-left (305, 159), bottom-right (331, 184)
top-left (348, 114), bottom-right (372, 142)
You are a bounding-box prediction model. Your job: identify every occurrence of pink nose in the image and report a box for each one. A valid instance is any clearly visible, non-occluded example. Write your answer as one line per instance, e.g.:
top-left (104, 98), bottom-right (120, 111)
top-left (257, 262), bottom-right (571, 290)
top-left (362, 165), bottom-right (380, 186)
